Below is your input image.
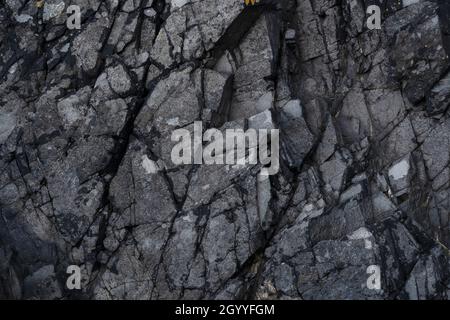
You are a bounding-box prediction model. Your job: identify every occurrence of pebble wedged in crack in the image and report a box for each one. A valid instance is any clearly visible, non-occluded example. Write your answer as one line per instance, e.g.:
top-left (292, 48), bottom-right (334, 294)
top-left (0, 0), bottom-right (449, 300)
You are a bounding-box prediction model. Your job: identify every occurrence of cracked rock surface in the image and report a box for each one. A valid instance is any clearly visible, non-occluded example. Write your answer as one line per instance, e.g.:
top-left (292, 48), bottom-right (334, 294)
top-left (0, 0), bottom-right (449, 299)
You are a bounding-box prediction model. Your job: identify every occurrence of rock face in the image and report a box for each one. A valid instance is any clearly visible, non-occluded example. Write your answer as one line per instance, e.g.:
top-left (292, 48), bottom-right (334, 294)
top-left (0, 0), bottom-right (449, 300)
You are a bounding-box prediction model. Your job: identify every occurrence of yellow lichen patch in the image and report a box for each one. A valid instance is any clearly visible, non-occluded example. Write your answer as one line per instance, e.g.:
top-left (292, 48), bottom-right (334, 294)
top-left (36, 0), bottom-right (44, 8)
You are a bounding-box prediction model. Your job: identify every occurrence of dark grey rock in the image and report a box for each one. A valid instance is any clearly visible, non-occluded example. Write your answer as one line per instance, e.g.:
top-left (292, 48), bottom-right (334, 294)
top-left (0, 0), bottom-right (449, 300)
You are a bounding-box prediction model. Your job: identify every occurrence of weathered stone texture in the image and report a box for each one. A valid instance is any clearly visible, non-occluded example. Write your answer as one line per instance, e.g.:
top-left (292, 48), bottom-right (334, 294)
top-left (0, 0), bottom-right (449, 299)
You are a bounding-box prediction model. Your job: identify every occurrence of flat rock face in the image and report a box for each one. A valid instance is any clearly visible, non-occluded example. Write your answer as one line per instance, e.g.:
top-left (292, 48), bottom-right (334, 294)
top-left (0, 0), bottom-right (449, 300)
